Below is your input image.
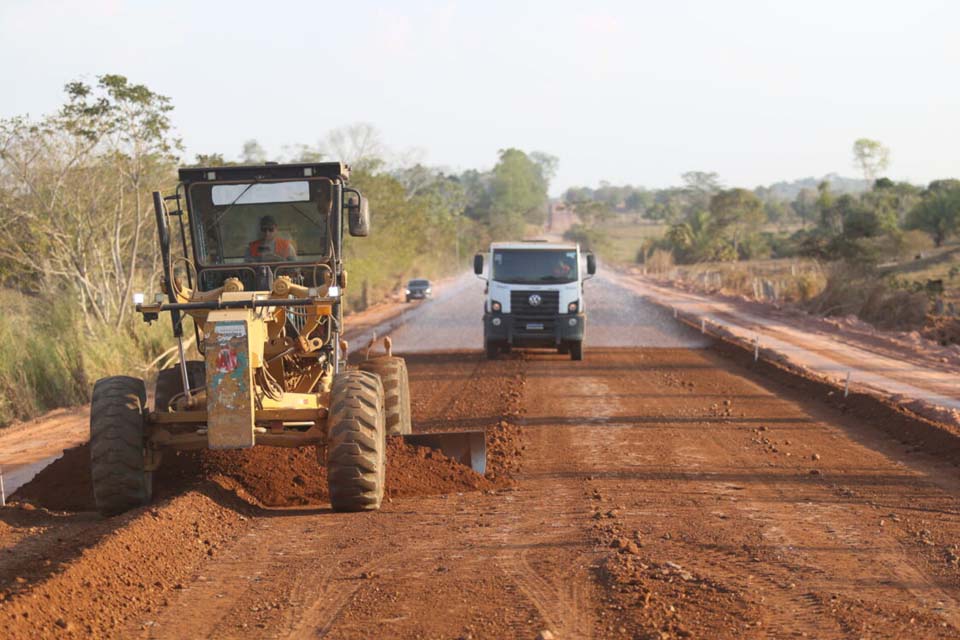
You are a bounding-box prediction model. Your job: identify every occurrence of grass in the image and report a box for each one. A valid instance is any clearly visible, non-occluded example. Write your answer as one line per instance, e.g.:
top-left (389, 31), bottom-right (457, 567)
top-left (877, 243), bottom-right (960, 308)
top-left (0, 289), bottom-right (169, 427)
top-left (595, 220), bottom-right (667, 264)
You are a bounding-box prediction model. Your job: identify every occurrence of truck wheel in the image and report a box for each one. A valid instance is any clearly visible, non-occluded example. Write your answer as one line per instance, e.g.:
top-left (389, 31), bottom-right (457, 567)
top-left (326, 370), bottom-right (387, 511)
top-left (557, 344), bottom-right (570, 355)
top-left (570, 341), bottom-right (583, 361)
top-left (359, 356), bottom-right (411, 435)
top-left (154, 361), bottom-right (206, 413)
top-left (90, 376), bottom-right (152, 516)
top-left (485, 341), bottom-right (499, 360)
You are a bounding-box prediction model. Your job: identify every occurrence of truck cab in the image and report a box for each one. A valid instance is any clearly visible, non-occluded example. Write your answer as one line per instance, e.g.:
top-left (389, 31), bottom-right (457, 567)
top-left (474, 241), bottom-right (596, 361)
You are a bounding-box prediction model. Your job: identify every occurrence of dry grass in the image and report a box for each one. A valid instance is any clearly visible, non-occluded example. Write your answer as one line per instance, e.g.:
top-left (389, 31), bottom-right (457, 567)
top-left (807, 263), bottom-right (929, 330)
top-left (643, 257), bottom-right (827, 304)
top-left (596, 221), bottom-right (668, 264)
top-left (0, 289), bottom-right (169, 427)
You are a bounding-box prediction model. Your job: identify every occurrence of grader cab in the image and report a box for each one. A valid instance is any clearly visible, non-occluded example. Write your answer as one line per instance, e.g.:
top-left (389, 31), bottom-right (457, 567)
top-left (89, 162), bottom-right (483, 516)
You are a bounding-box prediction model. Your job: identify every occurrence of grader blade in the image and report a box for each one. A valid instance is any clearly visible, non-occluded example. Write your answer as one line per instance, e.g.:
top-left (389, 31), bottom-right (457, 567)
top-left (403, 431), bottom-right (486, 475)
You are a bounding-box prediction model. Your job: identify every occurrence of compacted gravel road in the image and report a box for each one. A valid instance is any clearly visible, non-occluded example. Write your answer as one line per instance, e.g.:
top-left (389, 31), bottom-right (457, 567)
top-left (3, 274), bottom-right (960, 639)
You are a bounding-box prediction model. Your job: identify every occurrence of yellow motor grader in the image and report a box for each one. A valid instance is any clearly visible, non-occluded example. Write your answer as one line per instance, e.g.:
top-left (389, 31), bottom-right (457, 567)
top-left (90, 162), bottom-right (484, 516)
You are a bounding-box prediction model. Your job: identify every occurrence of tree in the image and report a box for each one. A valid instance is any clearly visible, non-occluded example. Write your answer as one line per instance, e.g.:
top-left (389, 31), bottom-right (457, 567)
top-left (283, 143), bottom-right (324, 163)
top-left (852, 138), bottom-right (890, 185)
top-left (241, 139), bottom-right (267, 164)
top-left (529, 151), bottom-right (559, 187)
top-left (192, 153), bottom-right (227, 166)
top-left (483, 148), bottom-right (551, 237)
top-left (325, 123), bottom-right (385, 172)
top-left (0, 75), bottom-right (180, 327)
top-left (708, 188), bottom-right (766, 257)
top-left (793, 187), bottom-right (818, 229)
top-left (681, 171), bottom-right (722, 194)
top-left (816, 181), bottom-right (839, 233)
top-left (664, 209), bottom-right (736, 263)
top-left (906, 180), bottom-right (960, 246)
top-left (681, 170), bottom-right (721, 212)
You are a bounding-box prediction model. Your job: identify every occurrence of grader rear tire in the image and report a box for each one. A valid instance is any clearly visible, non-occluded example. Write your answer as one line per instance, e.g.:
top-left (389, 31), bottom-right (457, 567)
top-left (154, 361), bottom-right (206, 412)
top-left (359, 356), bottom-right (411, 435)
top-left (90, 376), bottom-right (152, 517)
top-left (326, 370), bottom-right (387, 512)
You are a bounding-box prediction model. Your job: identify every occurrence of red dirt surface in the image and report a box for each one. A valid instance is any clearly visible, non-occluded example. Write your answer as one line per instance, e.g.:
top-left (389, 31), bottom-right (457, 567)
top-left (8, 302), bottom-right (960, 638)
top-left (1, 351), bottom-right (524, 638)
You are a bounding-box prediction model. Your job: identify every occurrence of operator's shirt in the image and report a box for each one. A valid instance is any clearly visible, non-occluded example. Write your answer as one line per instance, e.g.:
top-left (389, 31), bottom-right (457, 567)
top-left (245, 237), bottom-right (297, 261)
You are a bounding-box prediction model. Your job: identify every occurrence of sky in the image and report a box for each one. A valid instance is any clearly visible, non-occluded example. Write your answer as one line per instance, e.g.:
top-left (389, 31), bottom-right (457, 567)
top-left (2, 0), bottom-right (958, 194)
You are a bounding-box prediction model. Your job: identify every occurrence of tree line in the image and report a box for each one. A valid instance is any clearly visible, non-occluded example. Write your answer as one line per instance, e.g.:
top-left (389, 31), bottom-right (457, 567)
top-left (0, 75), bottom-right (557, 325)
top-left (564, 141), bottom-right (960, 266)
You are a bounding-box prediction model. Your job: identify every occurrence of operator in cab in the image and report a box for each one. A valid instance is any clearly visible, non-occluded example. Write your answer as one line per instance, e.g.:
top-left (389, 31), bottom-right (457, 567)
top-left (245, 215), bottom-right (297, 261)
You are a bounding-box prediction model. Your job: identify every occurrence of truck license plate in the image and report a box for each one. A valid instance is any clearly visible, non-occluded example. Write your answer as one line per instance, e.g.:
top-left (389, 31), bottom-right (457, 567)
top-left (526, 322), bottom-right (544, 330)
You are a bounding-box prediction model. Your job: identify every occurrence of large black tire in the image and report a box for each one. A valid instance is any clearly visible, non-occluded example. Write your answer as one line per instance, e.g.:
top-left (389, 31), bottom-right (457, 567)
top-left (90, 376), bottom-right (152, 516)
top-left (359, 357), bottom-right (411, 436)
top-left (326, 370), bottom-right (386, 512)
top-left (570, 341), bottom-right (583, 361)
top-left (154, 361), bottom-right (206, 413)
top-left (485, 341), bottom-right (499, 360)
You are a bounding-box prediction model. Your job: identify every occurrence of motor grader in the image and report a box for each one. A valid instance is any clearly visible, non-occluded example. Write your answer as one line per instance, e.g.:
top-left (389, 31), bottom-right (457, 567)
top-left (90, 162), bottom-right (483, 516)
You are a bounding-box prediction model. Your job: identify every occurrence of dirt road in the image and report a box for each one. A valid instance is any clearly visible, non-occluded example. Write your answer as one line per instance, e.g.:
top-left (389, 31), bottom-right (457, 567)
top-left (4, 275), bottom-right (960, 638)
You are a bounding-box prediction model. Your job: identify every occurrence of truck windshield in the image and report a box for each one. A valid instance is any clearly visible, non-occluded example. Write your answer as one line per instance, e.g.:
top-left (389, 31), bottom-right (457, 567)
top-left (188, 179), bottom-right (332, 265)
top-left (491, 249), bottom-right (578, 284)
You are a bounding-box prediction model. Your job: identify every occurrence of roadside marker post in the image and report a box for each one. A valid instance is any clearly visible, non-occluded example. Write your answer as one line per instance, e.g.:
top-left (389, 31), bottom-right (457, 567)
top-left (754, 335), bottom-right (760, 362)
top-left (701, 318), bottom-right (706, 334)
top-left (844, 371), bottom-right (851, 398)
top-left (673, 307), bottom-right (678, 319)
top-left (1, 465), bottom-right (5, 507)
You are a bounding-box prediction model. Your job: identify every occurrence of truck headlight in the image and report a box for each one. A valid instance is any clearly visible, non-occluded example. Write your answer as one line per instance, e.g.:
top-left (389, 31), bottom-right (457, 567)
top-left (568, 301), bottom-right (579, 313)
top-left (491, 301), bottom-right (502, 312)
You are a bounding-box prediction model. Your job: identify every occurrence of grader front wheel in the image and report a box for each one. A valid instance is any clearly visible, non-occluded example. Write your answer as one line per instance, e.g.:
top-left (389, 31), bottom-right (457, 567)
top-left (90, 376), bottom-right (152, 516)
top-left (326, 370), bottom-right (387, 512)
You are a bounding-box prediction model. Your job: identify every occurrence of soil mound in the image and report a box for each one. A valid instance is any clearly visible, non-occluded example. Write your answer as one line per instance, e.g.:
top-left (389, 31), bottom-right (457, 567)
top-left (13, 438), bottom-right (494, 512)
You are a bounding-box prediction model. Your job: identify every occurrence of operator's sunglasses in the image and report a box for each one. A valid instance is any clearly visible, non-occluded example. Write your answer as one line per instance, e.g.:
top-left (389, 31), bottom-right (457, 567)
top-left (261, 226), bottom-right (277, 232)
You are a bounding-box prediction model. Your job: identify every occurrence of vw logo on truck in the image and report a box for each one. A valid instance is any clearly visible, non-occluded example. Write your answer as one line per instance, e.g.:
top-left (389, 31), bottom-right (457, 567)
top-left (474, 241), bottom-right (597, 361)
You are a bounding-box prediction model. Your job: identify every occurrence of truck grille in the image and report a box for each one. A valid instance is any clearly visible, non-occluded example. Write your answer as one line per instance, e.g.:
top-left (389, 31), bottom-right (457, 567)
top-left (510, 290), bottom-right (559, 316)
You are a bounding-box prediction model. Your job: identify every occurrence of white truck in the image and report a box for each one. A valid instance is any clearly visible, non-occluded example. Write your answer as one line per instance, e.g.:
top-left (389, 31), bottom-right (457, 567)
top-left (473, 241), bottom-right (596, 361)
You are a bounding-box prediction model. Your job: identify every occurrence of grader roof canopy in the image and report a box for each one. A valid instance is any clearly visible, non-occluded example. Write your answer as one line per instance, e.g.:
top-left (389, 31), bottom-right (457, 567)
top-left (178, 162), bottom-right (350, 184)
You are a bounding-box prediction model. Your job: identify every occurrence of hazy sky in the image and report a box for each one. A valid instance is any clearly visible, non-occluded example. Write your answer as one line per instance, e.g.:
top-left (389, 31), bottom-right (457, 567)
top-left (2, 0), bottom-right (957, 193)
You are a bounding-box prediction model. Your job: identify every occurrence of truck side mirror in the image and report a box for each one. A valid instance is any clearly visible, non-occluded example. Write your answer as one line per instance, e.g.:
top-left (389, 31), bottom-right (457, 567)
top-left (345, 193), bottom-right (370, 237)
top-left (586, 252), bottom-right (597, 275)
top-left (473, 254), bottom-right (484, 276)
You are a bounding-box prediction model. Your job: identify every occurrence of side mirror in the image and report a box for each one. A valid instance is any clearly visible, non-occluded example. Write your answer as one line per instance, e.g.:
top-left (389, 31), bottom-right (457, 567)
top-left (473, 254), bottom-right (484, 276)
top-left (345, 192), bottom-right (370, 237)
top-left (586, 252), bottom-right (597, 276)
